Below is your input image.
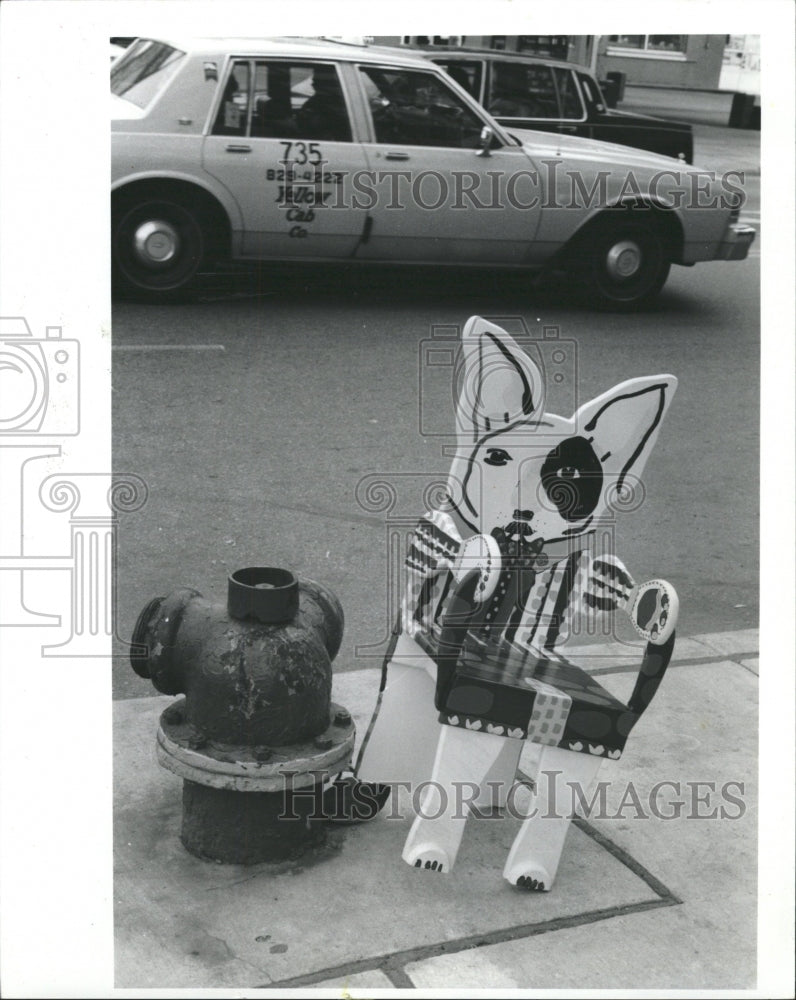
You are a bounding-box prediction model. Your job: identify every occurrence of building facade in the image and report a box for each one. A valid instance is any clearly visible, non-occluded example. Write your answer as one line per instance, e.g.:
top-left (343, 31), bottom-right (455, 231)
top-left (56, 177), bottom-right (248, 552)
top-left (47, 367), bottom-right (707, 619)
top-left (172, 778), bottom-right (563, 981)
top-left (598, 35), bottom-right (726, 90)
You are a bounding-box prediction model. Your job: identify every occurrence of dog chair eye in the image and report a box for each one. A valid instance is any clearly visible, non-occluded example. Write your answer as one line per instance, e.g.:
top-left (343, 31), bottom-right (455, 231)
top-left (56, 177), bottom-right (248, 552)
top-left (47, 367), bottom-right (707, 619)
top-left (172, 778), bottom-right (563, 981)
top-left (484, 448), bottom-right (512, 467)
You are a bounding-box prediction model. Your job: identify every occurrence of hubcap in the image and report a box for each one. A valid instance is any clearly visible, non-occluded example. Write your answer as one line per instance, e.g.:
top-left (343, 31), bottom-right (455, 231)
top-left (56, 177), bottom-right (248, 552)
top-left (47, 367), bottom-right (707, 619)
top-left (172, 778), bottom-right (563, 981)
top-left (132, 219), bottom-right (180, 267)
top-left (605, 239), bottom-right (642, 280)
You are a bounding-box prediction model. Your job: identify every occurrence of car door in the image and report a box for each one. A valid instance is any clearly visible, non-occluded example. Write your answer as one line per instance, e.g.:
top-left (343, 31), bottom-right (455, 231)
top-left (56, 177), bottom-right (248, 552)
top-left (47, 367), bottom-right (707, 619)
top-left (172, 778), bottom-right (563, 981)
top-left (202, 57), bottom-right (371, 258)
top-left (352, 63), bottom-right (541, 263)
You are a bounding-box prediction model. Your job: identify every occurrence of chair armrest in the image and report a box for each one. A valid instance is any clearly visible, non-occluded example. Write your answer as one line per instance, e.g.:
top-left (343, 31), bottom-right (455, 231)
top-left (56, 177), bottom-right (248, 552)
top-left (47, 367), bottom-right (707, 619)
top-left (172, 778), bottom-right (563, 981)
top-left (627, 631), bottom-right (676, 716)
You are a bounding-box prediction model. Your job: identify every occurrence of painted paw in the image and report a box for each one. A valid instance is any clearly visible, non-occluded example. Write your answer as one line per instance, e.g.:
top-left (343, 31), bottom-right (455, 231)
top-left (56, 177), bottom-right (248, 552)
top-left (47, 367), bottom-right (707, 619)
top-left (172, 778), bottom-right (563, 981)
top-left (629, 580), bottom-right (679, 645)
top-left (511, 866), bottom-right (552, 892)
top-left (403, 845), bottom-right (449, 873)
top-left (516, 874), bottom-right (547, 891)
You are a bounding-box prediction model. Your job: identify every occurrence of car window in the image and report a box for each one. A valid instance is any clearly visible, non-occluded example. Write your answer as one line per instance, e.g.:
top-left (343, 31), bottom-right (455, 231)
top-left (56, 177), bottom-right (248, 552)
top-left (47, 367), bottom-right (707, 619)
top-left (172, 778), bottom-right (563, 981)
top-left (488, 62), bottom-right (558, 119)
top-left (433, 60), bottom-right (484, 101)
top-left (358, 65), bottom-right (486, 149)
top-left (212, 60), bottom-right (353, 142)
top-left (111, 39), bottom-right (186, 109)
top-left (577, 72), bottom-right (606, 109)
top-left (553, 67), bottom-right (584, 120)
top-left (212, 61), bottom-right (251, 136)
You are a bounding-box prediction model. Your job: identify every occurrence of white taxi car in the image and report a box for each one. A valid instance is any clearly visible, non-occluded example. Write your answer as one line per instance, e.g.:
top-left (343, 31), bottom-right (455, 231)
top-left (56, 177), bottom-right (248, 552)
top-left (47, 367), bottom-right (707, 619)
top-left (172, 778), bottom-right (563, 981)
top-left (111, 37), bottom-right (755, 308)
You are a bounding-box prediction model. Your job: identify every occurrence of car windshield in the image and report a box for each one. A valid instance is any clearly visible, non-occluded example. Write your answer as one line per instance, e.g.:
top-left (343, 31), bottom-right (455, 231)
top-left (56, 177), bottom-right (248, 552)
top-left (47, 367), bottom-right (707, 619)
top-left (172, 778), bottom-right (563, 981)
top-left (111, 39), bottom-right (185, 109)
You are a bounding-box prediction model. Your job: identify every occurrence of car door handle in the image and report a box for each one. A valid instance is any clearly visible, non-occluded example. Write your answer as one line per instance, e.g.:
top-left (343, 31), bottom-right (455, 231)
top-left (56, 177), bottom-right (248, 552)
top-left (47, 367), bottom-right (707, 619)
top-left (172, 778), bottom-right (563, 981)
top-left (225, 144), bottom-right (252, 153)
top-left (559, 126), bottom-right (577, 134)
top-left (384, 151), bottom-right (410, 161)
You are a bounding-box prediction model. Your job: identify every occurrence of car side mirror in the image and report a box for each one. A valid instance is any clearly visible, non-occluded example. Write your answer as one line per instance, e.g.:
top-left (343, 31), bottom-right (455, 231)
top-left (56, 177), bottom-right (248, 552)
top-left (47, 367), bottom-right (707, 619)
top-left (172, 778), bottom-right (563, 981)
top-left (477, 125), bottom-right (494, 157)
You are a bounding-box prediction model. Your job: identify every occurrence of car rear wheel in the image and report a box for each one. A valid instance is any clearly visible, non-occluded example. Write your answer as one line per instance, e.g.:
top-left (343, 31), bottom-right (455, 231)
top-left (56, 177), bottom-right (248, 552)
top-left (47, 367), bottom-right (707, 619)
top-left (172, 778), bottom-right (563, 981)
top-left (112, 196), bottom-right (206, 302)
top-left (572, 215), bottom-right (671, 311)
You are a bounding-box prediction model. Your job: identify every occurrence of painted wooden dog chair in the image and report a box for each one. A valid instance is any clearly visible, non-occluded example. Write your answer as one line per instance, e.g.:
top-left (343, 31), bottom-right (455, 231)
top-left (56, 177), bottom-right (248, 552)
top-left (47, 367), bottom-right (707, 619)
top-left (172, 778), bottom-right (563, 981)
top-left (355, 316), bottom-right (678, 890)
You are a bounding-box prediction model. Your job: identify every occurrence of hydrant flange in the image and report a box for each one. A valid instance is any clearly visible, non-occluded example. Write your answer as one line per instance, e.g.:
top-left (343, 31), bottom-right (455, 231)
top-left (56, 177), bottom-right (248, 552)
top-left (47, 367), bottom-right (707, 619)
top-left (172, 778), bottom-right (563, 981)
top-left (156, 698), bottom-right (355, 792)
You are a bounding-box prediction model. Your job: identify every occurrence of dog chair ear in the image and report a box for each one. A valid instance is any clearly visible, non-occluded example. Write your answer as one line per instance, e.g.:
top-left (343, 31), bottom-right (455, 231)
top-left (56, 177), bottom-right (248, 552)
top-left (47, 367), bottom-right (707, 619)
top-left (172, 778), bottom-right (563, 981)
top-left (573, 375), bottom-right (677, 489)
top-left (455, 317), bottom-right (545, 442)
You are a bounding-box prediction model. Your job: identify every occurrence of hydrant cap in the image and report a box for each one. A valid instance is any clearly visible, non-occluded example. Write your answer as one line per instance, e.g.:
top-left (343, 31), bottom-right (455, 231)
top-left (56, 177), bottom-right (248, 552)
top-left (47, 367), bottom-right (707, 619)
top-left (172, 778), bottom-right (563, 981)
top-left (227, 567), bottom-right (299, 624)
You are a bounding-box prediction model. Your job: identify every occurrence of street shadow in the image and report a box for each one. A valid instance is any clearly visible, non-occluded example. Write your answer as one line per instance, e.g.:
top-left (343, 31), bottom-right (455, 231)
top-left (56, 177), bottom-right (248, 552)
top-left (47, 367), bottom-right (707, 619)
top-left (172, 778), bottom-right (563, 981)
top-left (191, 262), bottom-right (549, 306)
top-left (181, 262), bottom-right (686, 316)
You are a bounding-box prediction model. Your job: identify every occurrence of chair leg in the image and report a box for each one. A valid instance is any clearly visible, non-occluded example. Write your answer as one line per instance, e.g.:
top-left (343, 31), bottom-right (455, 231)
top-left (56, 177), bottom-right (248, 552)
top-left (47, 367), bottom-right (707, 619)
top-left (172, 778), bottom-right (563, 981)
top-left (402, 725), bottom-right (510, 873)
top-left (503, 745), bottom-right (603, 891)
top-left (356, 657), bottom-right (440, 788)
top-left (471, 737), bottom-right (523, 812)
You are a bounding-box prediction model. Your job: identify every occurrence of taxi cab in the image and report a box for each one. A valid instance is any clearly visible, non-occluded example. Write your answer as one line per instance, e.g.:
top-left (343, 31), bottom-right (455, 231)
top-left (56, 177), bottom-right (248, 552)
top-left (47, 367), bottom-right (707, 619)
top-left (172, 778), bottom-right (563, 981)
top-left (111, 37), bottom-right (755, 308)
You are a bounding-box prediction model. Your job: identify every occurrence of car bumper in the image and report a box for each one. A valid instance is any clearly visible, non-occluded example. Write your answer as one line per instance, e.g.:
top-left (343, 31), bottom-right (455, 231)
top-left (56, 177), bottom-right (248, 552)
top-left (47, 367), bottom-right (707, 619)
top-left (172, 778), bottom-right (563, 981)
top-left (716, 223), bottom-right (756, 261)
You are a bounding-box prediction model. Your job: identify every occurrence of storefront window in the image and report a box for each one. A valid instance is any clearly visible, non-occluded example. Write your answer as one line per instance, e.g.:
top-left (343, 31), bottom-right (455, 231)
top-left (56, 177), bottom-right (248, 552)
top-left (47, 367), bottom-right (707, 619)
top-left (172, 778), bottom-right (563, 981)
top-left (609, 35), bottom-right (644, 50)
top-left (647, 36), bottom-right (687, 52)
top-left (517, 36), bottom-right (570, 59)
top-left (608, 35), bottom-right (686, 55)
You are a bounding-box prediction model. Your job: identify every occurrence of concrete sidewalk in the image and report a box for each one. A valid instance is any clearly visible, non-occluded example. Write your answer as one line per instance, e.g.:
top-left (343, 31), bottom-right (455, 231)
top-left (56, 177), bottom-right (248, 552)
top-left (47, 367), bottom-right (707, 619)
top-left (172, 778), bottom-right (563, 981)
top-left (114, 627), bottom-right (758, 991)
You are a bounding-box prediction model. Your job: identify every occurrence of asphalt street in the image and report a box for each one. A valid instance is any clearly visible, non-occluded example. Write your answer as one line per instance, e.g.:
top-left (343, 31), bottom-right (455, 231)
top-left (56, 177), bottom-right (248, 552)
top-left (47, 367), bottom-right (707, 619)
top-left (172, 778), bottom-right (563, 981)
top-left (112, 249), bottom-right (760, 699)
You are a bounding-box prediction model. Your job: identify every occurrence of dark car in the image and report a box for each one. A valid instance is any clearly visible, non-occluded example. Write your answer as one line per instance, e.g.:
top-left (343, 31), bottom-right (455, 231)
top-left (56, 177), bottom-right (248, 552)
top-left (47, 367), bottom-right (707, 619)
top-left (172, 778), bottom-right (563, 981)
top-left (418, 48), bottom-right (694, 163)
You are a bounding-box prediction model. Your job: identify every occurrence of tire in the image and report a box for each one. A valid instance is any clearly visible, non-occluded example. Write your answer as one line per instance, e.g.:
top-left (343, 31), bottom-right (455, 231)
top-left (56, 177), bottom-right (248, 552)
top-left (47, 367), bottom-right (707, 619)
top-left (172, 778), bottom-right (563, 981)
top-left (571, 214), bottom-right (671, 311)
top-left (112, 195), bottom-right (206, 302)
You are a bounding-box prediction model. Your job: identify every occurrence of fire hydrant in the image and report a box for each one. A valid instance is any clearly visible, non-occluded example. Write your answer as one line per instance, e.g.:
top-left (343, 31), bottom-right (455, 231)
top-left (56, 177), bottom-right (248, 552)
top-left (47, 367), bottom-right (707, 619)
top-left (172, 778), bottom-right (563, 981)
top-left (130, 566), bottom-right (355, 864)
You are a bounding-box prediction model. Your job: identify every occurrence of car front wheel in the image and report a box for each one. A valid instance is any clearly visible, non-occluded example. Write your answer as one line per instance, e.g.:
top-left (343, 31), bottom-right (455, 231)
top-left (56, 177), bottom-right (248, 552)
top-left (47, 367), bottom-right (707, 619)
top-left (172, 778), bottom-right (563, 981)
top-left (572, 216), bottom-right (671, 311)
top-left (112, 196), bottom-right (206, 302)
